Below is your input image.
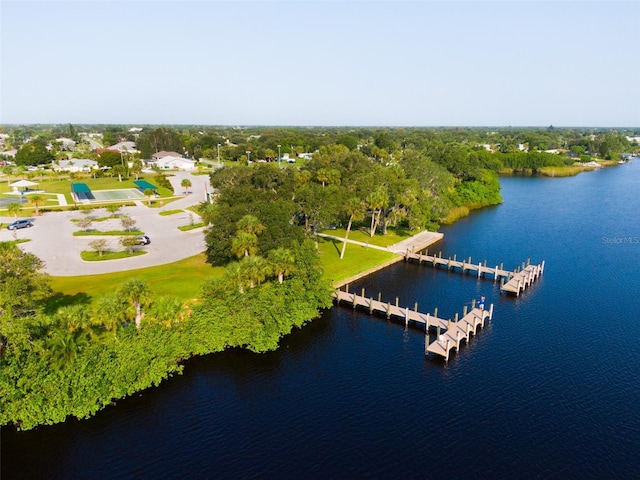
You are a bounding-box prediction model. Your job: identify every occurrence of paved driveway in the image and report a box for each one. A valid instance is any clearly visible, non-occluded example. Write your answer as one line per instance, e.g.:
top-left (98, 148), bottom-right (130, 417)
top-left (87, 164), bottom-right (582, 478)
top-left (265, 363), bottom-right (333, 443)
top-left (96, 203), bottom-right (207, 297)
top-left (0, 171), bottom-right (212, 276)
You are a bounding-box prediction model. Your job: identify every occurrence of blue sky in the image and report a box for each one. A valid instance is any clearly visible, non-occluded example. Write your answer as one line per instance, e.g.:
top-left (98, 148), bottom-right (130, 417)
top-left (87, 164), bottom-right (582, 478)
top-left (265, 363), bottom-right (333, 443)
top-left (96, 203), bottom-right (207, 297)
top-left (1, 0), bottom-right (638, 126)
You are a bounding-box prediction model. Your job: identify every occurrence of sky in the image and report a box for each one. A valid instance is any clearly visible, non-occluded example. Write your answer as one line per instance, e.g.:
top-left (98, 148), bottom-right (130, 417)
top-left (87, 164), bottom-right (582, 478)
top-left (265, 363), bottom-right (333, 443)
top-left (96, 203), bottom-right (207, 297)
top-left (1, 0), bottom-right (639, 127)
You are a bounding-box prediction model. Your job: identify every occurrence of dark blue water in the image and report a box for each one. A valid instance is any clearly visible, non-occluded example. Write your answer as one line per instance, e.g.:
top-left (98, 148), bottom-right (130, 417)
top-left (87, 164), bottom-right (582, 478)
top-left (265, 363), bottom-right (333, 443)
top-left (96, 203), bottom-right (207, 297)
top-left (3, 164), bottom-right (640, 479)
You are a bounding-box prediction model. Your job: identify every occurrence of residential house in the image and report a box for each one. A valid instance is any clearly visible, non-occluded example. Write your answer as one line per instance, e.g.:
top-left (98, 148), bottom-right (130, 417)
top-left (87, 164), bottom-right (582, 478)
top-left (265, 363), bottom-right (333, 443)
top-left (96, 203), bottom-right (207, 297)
top-left (54, 159), bottom-right (99, 173)
top-left (152, 155), bottom-right (196, 170)
top-left (151, 151), bottom-right (183, 161)
top-left (55, 137), bottom-right (76, 150)
top-left (108, 141), bottom-right (138, 153)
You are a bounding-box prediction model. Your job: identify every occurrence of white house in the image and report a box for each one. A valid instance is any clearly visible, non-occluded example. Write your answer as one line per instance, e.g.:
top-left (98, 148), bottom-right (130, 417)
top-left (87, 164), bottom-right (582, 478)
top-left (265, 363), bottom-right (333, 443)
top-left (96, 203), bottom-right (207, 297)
top-left (107, 141), bottom-right (138, 153)
top-left (151, 151), bottom-right (183, 161)
top-left (56, 137), bottom-right (76, 150)
top-left (54, 159), bottom-right (99, 172)
top-left (152, 155), bottom-right (196, 170)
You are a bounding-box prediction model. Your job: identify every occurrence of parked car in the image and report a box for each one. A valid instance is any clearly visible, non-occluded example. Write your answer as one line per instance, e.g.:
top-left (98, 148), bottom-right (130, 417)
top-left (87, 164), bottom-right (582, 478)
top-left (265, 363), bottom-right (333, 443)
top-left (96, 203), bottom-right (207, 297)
top-left (6, 219), bottom-right (33, 230)
top-left (135, 235), bottom-right (151, 245)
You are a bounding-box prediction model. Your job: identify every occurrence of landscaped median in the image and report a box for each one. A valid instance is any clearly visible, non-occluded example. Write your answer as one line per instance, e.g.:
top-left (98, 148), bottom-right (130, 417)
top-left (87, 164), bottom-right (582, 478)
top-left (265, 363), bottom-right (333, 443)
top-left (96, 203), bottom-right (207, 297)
top-left (73, 230), bottom-right (145, 236)
top-left (80, 250), bottom-right (147, 261)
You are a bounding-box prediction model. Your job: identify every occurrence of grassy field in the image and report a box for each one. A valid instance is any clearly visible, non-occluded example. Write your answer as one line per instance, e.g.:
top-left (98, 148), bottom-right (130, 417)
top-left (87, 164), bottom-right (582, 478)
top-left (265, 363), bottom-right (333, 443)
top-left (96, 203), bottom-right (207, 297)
top-left (317, 236), bottom-right (399, 286)
top-left (0, 173), bottom-right (175, 208)
top-left (321, 225), bottom-right (410, 248)
top-left (47, 254), bottom-right (223, 312)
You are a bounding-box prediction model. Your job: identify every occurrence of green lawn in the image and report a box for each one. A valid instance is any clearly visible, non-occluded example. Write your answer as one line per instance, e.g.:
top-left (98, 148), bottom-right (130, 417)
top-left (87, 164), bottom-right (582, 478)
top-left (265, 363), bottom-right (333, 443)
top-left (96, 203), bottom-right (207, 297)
top-left (159, 209), bottom-right (183, 216)
top-left (73, 230), bottom-right (145, 236)
top-left (321, 225), bottom-right (411, 248)
top-left (47, 254), bottom-right (223, 312)
top-left (178, 222), bottom-right (206, 231)
top-left (0, 174), bottom-right (175, 207)
top-left (317, 236), bottom-right (399, 286)
top-left (80, 250), bottom-right (147, 261)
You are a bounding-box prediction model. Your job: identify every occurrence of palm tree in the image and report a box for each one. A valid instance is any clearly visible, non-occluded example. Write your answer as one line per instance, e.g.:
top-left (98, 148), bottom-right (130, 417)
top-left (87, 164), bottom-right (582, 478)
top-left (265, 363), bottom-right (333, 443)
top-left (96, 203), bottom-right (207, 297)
top-left (231, 231), bottom-right (259, 258)
top-left (224, 261), bottom-right (249, 293)
top-left (94, 294), bottom-right (128, 337)
top-left (340, 197), bottom-right (365, 259)
top-left (143, 188), bottom-right (154, 205)
top-left (118, 279), bottom-right (153, 329)
top-left (45, 328), bottom-right (90, 370)
top-left (236, 214), bottom-right (266, 235)
top-left (54, 305), bottom-right (99, 340)
top-left (366, 187), bottom-right (389, 237)
top-left (180, 178), bottom-right (192, 194)
top-left (28, 194), bottom-right (44, 216)
top-left (147, 296), bottom-right (185, 327)
top-left (268, 247), bottom-right (295, 283)
top-left (238, 255), bottom-right (270, 289)
top-left (112, 164), bottom-right (126, 182)
top-left (130, 159), bottom-right (143, 180)
top-left (6, 202), bottom-right (21, 219)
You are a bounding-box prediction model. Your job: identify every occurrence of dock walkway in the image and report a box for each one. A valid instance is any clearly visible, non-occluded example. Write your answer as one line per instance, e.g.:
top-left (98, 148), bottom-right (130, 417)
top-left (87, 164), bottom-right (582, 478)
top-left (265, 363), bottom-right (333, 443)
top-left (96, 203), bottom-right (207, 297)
top-left (333, 288), bottom-right (493, 361)
top-left (426, 307), bottom-right (491, 361)
top-left (402, 250), bottom-right (545, 296)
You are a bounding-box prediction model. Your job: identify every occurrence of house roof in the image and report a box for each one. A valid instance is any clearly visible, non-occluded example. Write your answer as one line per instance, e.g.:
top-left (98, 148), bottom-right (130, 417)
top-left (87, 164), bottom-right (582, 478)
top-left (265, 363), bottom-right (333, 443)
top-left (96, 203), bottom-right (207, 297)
top-left (58, 159), bottom-right (97, 167)
top-left (108, 141), bottom-right (137, 152)
top-left (152, 151), bottom-right (183, 159)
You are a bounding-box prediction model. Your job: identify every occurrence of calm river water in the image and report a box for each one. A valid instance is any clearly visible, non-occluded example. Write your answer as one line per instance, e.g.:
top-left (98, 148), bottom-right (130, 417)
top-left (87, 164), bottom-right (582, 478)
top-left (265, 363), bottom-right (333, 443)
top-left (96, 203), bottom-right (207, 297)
top-left (3, 162), bottom-right (640, 479)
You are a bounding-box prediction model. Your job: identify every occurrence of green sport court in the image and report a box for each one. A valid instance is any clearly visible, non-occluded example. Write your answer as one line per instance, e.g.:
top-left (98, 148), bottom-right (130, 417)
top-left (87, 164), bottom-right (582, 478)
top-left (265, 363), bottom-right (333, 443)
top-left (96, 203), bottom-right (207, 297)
top-left (0, 196), bottom-right (29, 207)
top-left (72, 183), bottom-right (145, 202)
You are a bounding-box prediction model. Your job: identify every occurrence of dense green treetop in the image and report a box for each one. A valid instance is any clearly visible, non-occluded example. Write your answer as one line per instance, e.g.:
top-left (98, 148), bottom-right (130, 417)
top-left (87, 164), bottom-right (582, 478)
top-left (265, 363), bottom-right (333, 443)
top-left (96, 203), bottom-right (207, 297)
top-left (14, 140), bottom-right (55, 166)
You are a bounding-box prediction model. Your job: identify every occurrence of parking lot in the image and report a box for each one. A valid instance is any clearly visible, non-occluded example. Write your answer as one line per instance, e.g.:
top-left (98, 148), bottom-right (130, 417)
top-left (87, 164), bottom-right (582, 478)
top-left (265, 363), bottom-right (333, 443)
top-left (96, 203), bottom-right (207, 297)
top-left (0, 172), bottom-right (211, 276)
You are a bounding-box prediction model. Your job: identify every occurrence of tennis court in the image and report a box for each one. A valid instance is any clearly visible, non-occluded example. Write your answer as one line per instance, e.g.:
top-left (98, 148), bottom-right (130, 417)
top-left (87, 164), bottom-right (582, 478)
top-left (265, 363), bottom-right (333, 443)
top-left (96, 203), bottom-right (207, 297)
top-left (0, 196), bottom-right (29, 207)
top-left (90, 189), bottom-right (145, 201)
top-left (71, 183), bottom-right (146, 202)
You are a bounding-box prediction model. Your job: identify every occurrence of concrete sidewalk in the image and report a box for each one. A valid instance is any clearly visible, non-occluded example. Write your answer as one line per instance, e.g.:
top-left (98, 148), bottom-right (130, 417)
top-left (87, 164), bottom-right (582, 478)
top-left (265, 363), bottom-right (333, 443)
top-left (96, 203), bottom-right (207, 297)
top-left (317, 229), bottom-right (444, 255)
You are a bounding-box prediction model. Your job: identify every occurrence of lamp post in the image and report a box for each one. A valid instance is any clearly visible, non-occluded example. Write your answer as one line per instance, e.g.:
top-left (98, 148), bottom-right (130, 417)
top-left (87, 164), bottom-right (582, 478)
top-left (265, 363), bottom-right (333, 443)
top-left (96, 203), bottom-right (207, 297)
top-left (246, 150), bottom-right (251, 164)
top-left (217, 143), bottom-right (221, 167)
top-left (277, 144), bottom-right (281, 168)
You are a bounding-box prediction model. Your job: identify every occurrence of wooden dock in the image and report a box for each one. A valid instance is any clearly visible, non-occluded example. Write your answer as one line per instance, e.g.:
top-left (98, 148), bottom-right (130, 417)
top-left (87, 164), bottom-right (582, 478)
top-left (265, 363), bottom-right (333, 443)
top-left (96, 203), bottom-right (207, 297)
top-left (402, 250), bottom-right (545, 296)
top-left (499, 263), bottom-right (544, 296)
top-left (333, 288), bottom-right (493, 361)
top-left (425, 307), bottom-right (491, 361)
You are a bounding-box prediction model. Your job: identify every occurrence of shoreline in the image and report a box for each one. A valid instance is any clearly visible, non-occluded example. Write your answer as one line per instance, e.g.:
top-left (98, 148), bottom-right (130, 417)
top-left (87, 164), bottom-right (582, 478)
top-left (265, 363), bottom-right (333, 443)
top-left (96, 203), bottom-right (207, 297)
top-left (330, 231), bottom-right (444, 288)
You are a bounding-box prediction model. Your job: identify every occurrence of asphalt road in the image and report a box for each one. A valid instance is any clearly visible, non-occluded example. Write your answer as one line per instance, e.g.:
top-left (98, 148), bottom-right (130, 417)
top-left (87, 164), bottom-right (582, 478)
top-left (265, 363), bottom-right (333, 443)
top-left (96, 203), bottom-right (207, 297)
top-left (0, 171), bottom-right (211, 276)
